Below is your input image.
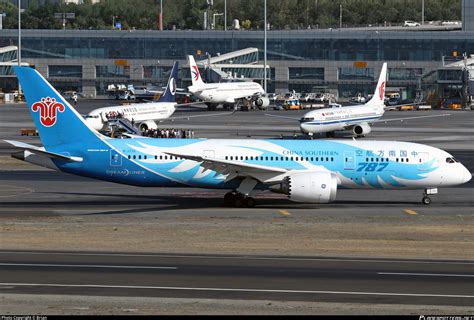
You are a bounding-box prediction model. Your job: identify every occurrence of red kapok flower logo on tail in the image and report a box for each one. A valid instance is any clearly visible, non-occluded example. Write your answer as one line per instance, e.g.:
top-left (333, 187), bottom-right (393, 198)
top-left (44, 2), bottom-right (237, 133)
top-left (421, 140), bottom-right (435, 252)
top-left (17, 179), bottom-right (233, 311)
top-left (379, 81), bottom-right (385, 101)
top-left (31, 97), bottom-right (65, 127)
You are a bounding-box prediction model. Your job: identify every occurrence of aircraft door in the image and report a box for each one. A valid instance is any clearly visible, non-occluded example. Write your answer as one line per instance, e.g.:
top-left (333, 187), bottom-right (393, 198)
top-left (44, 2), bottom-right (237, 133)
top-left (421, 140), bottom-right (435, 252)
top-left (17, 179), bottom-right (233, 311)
top-left (418, 152), bottom-right (429, 171)
top-left (343, 151), bottom-right (356, 170)
top-left (100, 112), bottom-right (108, 123)
top-left (110, 149), bottom-right (122, 167)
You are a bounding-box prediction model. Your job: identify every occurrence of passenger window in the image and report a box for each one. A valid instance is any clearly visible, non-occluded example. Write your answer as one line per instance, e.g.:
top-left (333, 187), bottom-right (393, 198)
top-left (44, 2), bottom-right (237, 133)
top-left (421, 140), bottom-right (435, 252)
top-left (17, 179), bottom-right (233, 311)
top-left (225, 156), bottom-right (228, 160)
top-left (245, 156), bottom-right (248, 160)
top-left (406, 158), bottom-right (409, 163)
top-left (265, 157), bottom-right (269, 161)
top-left (285, 157), bottom-right (289, 161)
top-left (144, 155), bottom-right (147, 160)
top-left (165, 156), bottom-right (168, 160)
top-left (138, 155), bottom-right (142, 160)
top-left (270, 157), bottom-right (274, 161)
top-left (133, 155), bottom-right (136, 159)
top-left (311, 157), bottom-right (314, 161)
top-left (396, 158), bottom-right (399, 162)
top-left (326, 157), bottom-right (329, 161)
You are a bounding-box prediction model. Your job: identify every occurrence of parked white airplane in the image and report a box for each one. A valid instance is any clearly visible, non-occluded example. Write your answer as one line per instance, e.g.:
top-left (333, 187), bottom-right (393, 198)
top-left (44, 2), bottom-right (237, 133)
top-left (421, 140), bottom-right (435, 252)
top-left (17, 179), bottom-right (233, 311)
top-left (86, 62), bottom-right (233, 132)
top-left (267, 63), bottom-right (450, 138)
top-left (187, 55), bottom-right (269, 110)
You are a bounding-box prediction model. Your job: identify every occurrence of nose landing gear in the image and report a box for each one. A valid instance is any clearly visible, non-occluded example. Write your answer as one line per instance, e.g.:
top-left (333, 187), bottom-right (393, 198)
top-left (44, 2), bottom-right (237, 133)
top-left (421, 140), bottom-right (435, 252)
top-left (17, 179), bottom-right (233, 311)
top-left (422, 188), bottom-right (438, 205)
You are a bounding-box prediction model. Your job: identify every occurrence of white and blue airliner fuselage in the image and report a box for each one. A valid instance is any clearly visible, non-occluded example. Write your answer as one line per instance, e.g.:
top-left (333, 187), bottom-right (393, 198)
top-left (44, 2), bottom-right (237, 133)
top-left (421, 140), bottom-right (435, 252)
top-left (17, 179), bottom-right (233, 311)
top-left (6, 66), bottom-right (472, 207)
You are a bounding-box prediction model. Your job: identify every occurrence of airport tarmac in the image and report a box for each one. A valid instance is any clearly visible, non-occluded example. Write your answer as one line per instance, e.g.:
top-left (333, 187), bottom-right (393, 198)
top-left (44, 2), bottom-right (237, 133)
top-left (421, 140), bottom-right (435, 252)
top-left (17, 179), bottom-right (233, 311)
top-left (0, 100), bottom-right (473, 314)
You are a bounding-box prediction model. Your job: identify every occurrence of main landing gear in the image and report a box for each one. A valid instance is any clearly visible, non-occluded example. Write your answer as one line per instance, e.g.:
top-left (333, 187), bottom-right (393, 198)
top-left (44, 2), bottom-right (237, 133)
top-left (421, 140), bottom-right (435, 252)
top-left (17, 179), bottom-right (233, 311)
top-left (325, 131), bottom-right (336, 138)
top-left (224, 191), bottom-right (256, 208)
top-left (422, 188), bottom-right (438, 205)
top-left (224, 177), bottom-right (258, 208)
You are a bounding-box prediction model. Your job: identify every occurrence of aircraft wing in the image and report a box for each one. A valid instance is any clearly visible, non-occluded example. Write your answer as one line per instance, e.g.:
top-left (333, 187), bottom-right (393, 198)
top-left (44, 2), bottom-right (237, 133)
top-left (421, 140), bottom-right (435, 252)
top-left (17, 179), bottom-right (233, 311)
top-left (374, 113), bottom-right (451, 124)
top-left (4, 140), bottom-right (83, 162)
top-left (161, 109), bottom-right (236, 122)
top-left (264, 113), bottom-right (300, 121)
top-left (175, 101), bottom-right (208, 108)
top-left (164, 151), bottom-right (287, 183)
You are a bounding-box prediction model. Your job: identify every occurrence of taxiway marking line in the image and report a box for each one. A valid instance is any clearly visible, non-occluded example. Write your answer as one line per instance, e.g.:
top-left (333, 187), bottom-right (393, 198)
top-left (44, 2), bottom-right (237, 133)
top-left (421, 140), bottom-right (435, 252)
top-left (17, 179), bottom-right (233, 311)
top-left (378, 272), bottom-right (474, 278)
top-left (0, 252), bottom-right (472, 265)
top-left (0, 282), bottom-right (472, 299)
top-left (0, 263), bottom-right (177, 270)
top-left (403, 209), bottom-right (418, 215)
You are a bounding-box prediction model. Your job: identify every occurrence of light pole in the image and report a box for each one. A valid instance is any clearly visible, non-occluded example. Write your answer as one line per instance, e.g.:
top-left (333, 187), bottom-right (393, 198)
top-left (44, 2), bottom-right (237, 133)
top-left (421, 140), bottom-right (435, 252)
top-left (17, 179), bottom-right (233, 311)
top-left (159, 0), bottom-right (163, 31)
top-left (18, 0), bottom-right (22, 99)
top-left (339, 4), bottom-right (342, 29)
top-left (421, 0), bottom-right (424, 25)
top-left (0, 13), bottom-right (6, 30)
top-left (224, 0), bottom-right (227, 31)
top-left (263, 0), bottom-right (267, 92)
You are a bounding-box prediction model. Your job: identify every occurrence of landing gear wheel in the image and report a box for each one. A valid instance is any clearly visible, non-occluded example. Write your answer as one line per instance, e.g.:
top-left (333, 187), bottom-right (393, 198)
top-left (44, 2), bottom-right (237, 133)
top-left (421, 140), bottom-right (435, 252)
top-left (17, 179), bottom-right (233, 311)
top-left (224, 192), bottom-right (237, 206)
top-left (234, 197), bottom-right (245, 208)
top-left (244, 197), bottom-right (256, 208)
top-left (422, 196), bottom-right (431, 205)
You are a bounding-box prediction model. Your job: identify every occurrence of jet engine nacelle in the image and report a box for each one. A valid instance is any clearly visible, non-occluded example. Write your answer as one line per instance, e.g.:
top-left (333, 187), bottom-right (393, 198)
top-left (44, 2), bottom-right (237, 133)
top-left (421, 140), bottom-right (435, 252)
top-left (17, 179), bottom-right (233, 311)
top-left (352, 122), bottom-right (372, 136)
top-left (281, 171), bottom-right (338, 203)
top-left (138, 120), bottom-right (158, 132)
top-left (254, 96), bottom-right (270, 109)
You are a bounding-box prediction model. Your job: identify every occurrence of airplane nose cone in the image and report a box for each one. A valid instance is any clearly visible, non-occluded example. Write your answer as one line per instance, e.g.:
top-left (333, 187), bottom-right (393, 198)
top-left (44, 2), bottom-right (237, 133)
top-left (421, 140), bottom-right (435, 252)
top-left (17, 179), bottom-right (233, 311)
top-left (462, 166), bottom-right (472, 184)
top-left (300, 123), bottom-right (309, 134)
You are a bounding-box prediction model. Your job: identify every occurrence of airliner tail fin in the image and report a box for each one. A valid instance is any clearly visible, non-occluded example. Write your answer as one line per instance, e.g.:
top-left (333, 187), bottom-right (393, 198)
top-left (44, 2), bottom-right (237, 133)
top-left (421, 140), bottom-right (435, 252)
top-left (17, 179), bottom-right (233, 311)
top-left (158, 61), bottom-right (179, 103)
top-left (14, 66), bottom-right (101, 149)
top-left (366, 62), bottom-right (387, 111)
top-left (188, 55), bottom-right (205, 87)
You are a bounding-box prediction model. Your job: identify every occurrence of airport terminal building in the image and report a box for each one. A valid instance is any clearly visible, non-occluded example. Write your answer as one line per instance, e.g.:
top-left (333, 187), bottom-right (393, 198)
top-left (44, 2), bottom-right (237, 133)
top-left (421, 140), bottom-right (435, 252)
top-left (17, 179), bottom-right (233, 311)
top-left (0, 1), bottom-right (473, 103)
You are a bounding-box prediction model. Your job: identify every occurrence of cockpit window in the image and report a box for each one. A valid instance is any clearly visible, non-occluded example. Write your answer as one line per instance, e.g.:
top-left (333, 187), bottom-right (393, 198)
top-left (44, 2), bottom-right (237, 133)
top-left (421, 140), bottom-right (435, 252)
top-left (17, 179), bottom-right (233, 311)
top-left (299, 117), bottom-right (314, 123)
top-left (446, 157), bottom-right (457, 163)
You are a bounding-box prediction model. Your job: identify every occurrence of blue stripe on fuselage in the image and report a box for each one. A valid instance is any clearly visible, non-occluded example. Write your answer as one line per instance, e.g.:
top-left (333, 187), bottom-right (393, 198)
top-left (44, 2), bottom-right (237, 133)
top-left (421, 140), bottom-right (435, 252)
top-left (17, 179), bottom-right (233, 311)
top-left (305, 115), bottom-right (381, 126)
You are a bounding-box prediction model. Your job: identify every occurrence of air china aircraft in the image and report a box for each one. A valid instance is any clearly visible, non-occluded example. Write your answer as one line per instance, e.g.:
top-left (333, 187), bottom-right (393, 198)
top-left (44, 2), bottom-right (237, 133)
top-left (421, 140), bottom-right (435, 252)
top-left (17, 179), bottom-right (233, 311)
top-left (6, 66), bottom-right (471, 207)
top-left (268, 63), bottom-right (449, 138)
top-left (85, 62), bottom-right (223, 132)
top-left (187, 55), bottom-right (270, 110)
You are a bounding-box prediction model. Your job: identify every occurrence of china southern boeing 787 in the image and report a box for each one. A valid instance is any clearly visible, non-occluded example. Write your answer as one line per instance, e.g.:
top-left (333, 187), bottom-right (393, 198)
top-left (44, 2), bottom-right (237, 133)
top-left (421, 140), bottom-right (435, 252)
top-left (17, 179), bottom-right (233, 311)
top-left (6, 66), bottom-right (471, 207)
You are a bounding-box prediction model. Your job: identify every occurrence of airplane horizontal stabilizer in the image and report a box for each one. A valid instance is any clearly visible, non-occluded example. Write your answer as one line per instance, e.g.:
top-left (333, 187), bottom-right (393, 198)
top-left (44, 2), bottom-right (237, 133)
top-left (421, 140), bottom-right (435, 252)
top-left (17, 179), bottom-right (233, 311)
top-left (4, 140), bottom-right (83, 162)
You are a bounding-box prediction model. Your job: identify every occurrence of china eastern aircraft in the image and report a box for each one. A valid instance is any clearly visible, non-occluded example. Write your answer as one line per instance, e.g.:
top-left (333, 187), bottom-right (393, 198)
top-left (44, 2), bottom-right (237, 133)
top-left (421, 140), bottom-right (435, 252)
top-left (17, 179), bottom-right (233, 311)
top-left (268, 63), bottom-right (450, 138)
top-left (187, 55), bottom-right (269, 110)
top-left (6, 66), bottom-right (471, 207)
top-left (85, 62), bottom-right (230, 132)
